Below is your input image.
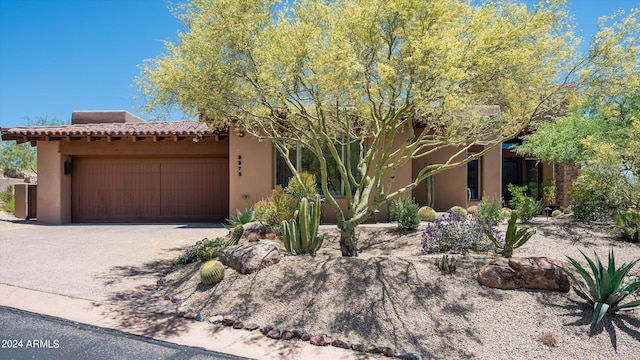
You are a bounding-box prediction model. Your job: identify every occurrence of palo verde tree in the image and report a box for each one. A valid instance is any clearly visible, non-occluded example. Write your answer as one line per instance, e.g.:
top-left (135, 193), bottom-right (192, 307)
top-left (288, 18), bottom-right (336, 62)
top-left (139, 0), bottom-right (590, 256)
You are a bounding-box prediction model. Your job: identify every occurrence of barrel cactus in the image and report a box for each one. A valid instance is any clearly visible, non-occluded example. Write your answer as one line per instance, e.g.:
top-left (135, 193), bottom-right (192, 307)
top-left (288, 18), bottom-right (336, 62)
top-left (199, 260), bottom-right (225, 285)
top-left (418, 206), bottom-right (437, 222)
top-left (450, 206), bottom-right (468, 216)
top-left (551, 209), bottom-right (562, 217)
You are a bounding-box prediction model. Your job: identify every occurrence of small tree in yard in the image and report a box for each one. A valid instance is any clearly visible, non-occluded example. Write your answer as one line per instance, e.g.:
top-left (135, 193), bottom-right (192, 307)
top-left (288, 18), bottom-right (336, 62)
top-left (137, 0), bottom-right (630, 256)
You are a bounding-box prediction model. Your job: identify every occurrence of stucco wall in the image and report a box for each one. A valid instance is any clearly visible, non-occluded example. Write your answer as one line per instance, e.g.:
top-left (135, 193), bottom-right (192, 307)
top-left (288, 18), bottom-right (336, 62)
top-left (36, 140), bottom-right (71, 224)
top-left (412, 147), bottom-right (467, 211)
top-left (480, 145), bottom-right (502, 201)
top-left (60, 137), bottom-right (228, 156)
top-left (228, 133), bottom-right (274, 216)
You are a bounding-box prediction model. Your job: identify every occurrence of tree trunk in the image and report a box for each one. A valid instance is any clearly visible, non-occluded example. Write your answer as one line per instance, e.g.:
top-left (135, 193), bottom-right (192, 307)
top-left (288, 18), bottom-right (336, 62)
top-left (339, 226), bottom-right (358, 257)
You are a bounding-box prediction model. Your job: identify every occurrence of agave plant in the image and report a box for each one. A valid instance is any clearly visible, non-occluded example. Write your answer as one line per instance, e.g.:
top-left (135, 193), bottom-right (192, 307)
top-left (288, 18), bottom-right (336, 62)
top-left (225, 208), bottom-right (255, 229)
top-left (484, 210), bottom-right (536, 258)
top-left (558, 249), bottom-right (640, 332)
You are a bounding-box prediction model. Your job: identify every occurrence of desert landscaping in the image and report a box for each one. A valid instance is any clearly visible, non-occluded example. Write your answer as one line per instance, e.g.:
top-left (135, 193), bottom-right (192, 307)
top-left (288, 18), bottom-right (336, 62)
top-left (160, 215), bottom-right (640, 359)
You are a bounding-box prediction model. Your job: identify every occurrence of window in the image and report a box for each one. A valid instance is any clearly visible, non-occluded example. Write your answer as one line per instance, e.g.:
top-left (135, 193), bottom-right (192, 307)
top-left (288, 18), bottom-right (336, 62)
top-left (275, 139), bottom-right (361, 196)
top-left (525, 158), bottom-right (540, 199)
top-left (467, 154), bottom-right (480, 201)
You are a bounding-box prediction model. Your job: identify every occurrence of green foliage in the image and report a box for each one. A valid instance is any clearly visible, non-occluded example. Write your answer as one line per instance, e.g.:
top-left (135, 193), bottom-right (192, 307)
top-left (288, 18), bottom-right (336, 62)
top-left (195, 238), bottom-right (226, 261)
top-left (199, 260), bottom-right (225, 285)
top-left (616, 210), bottom-right (640, 243)
top-left (225, 208), bottom-right (255, 229)
top-left (138, 0), bottom-right (589, 256)
top-left (254, 185), bottom-right (295, 229)
top-left (175, 238), bottom-right (226, 264)
top-left (286, 171), bottom-right (318, 204)
top-left (507, 184), bottom-right (542, 222)
top-left (569, 182), bottom-right (608, 222)
top-left (418, 206), bottom-right (437, 222)
top-left (558, 250), bottom-right (640, 333)
top-left (281, 195), bottom-right (324, 255)
top-left (389, 197), bottom-right (420, 231)
top-left (540, 178), bottom-right (556, 205)
top-left (484, 211), bottom-right (536, 258)
top-left (226, 224), bottom-right (245, 247)
top-left (0, 142), bottom-right (37, 176)
top-left (476, 195), bottom-right (508, 227)
top-left (1, 185), bottom-right (15, 212)
top-left (434, 255), bottom-right (457, 273)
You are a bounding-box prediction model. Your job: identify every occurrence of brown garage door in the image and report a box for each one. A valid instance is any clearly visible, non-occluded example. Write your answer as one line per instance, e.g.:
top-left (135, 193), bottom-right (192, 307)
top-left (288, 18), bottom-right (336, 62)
top-left (72, 157), bottom-right (228, 222)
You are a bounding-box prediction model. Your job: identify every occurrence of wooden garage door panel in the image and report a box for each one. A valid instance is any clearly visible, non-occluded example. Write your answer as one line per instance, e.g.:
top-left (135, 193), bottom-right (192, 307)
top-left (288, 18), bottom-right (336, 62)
top-left (72, 157), bottom-right (228, 222)
top-left (161, 158), bottom-right (228, 221)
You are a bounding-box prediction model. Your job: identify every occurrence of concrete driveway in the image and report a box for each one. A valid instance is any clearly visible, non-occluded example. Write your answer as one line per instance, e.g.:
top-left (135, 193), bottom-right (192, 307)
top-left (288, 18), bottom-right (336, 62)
top-left (0, 219), bottom-right (228, 302)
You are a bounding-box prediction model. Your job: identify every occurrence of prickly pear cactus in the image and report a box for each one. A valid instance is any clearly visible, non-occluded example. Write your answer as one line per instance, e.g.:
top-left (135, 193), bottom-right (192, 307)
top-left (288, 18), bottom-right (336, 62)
top-left (199, 260), bottom-right (225, 285)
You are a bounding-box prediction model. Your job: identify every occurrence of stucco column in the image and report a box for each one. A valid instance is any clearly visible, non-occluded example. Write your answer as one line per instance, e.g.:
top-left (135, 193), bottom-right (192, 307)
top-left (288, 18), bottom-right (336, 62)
top-left (228, 133), bottom-right (274, 216)
top-left (482, 145), bottom-right (502, 201)
top-left (36, 141), bottom-right (71, 224)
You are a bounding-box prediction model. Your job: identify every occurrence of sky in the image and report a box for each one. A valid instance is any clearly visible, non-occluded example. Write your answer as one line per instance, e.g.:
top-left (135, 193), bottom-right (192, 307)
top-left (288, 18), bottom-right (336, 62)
top-left (0, 0), bottom-right (638, 128)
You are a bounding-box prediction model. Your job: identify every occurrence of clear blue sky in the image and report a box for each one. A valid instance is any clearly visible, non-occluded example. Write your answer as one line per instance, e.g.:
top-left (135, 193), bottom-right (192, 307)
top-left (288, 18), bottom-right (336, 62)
top-left (0, 0), bottom-right (638, 127)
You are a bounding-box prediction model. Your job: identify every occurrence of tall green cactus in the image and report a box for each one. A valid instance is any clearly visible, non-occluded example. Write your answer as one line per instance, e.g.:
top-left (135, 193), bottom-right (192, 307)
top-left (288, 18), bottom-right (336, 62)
top-left (225, 224), bottom-right (244, 247)
top-left (424, 164), bottom-right (435, 208)
top-left (281, 194), bottom-right (324, 255)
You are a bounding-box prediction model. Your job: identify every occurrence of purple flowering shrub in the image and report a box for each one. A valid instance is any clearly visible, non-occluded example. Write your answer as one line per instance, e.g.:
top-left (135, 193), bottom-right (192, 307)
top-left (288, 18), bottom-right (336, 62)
top-left (421, 210), bottom-right (502, 254)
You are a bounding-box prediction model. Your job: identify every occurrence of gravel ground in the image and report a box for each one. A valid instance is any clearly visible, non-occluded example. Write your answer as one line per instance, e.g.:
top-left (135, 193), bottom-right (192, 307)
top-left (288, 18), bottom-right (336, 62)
top-left (162, 216), bottom-right (640, 359)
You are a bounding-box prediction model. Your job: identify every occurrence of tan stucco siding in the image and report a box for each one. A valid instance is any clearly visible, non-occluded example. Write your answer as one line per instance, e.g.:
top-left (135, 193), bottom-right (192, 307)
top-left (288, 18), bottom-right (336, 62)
top-left (228, 133), bottom-right (274, 216)
top-left (412, 146), bottom-right (467, 211)
top-left (36, 140), bottom-right (72, 224)
top-left (480, 145), bottom-right (502, 201)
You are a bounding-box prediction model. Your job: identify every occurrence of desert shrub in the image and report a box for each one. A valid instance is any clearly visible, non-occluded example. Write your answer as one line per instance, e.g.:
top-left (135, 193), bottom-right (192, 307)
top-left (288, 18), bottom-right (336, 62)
top-left (540, 178), bottom-right (556, 205)
top-left (389, 197), bottom-right (420, 230)
top-left (421, 210), bottom-right (499, 254)
top-left (434, 255), bottom-right (458, 273)
top-left (225, 208), bottom-right (255, 229)
top-left (0, 185), bottom-right (14, 213)
top-left (476, 195), bottom-right (508, 227)
top-left (616, 210), bottom-right (640, 242)
top-left (286, 171), bottom-right (318, 203)
top-left (558, 250), bottom-right (640, 333)
top-left (569, 182), bottom-right (609, 221)
top-left (175, 238), bottom-right (226, 264)
top-left (254, 185), bottom-right (296, 228)
top-left (507, 184), bottom-right (542, 222)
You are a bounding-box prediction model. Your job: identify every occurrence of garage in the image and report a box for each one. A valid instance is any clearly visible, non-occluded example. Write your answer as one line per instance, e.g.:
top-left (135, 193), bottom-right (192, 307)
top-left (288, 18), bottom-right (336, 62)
top-left (71, 157), bottom-right (228, 222)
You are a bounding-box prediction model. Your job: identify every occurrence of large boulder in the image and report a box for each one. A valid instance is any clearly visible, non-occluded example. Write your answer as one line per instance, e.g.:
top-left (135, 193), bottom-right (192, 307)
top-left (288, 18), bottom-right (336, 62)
top-left (477, 257), bottom-right (570, 292)
top-left (219, 240), bottom-right (281, 274)
top-left (242, 221), bottom-right (277, 241)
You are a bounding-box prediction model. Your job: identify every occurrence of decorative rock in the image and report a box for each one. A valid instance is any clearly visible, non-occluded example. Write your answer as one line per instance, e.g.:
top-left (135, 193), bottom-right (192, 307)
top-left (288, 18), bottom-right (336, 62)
top-left (331, 339), bottom-right (351, 349)
top-left (309, 334), bottom-right (332, 346)
top-left (281, 330), bottom-right (294, 340)
top-left (194, 314), bottom-right (205, 322)
top-left (219, 241), bottom-right (281, 274)
top-left (244, 323), bottom-right (260, 331)
top-left (266, 329), bottom-right (282, 340)
top-left (260, 325), bottom-right (274, 335)
top-left (477, 257), bottom-right (570, 292)
top-left (292, 330), bottom-right (304, 339)
top-left (365, 344), bottom-right (382, 354)
top-left (381, 346), bottom-right (396, 357)
top-left (221, 319), bottom-right (235, 326)
top-left (232, 320), bottom-right (244, 329)
top-left (182, 308), bottom-right (197, 319)
top-left (397, 354), bottom-right (423, 360)
top-left (467, 205), bottom-right (478, 214)
top-left (301, 332), bottom-right (312, 341)
top-left (242, 221), bottom-right (275, 240)
top-left (208, 315), bottom-right (224, 324)
top-left (351, 343), bottom-right (365, 352)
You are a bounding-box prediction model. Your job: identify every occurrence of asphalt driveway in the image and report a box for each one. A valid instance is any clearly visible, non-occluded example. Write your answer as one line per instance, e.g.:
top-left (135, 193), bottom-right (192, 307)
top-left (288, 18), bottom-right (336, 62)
top-left (0, 219), bottom-right (228, 302)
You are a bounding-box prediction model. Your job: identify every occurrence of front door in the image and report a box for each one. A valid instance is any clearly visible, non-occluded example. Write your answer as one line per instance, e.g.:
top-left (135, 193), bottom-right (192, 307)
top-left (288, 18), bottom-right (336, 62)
top-left (502, 157), bottom-right (522, 205)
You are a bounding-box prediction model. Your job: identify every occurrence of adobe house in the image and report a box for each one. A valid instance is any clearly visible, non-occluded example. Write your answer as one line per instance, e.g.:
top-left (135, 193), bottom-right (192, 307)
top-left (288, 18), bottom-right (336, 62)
top-left (1, 110), bottom-right (570, 224)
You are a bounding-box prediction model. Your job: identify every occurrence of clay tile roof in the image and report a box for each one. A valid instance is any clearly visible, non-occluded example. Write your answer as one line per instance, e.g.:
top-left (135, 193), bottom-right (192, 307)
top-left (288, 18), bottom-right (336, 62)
top-left (1, 121), bottom-right (228, 143)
